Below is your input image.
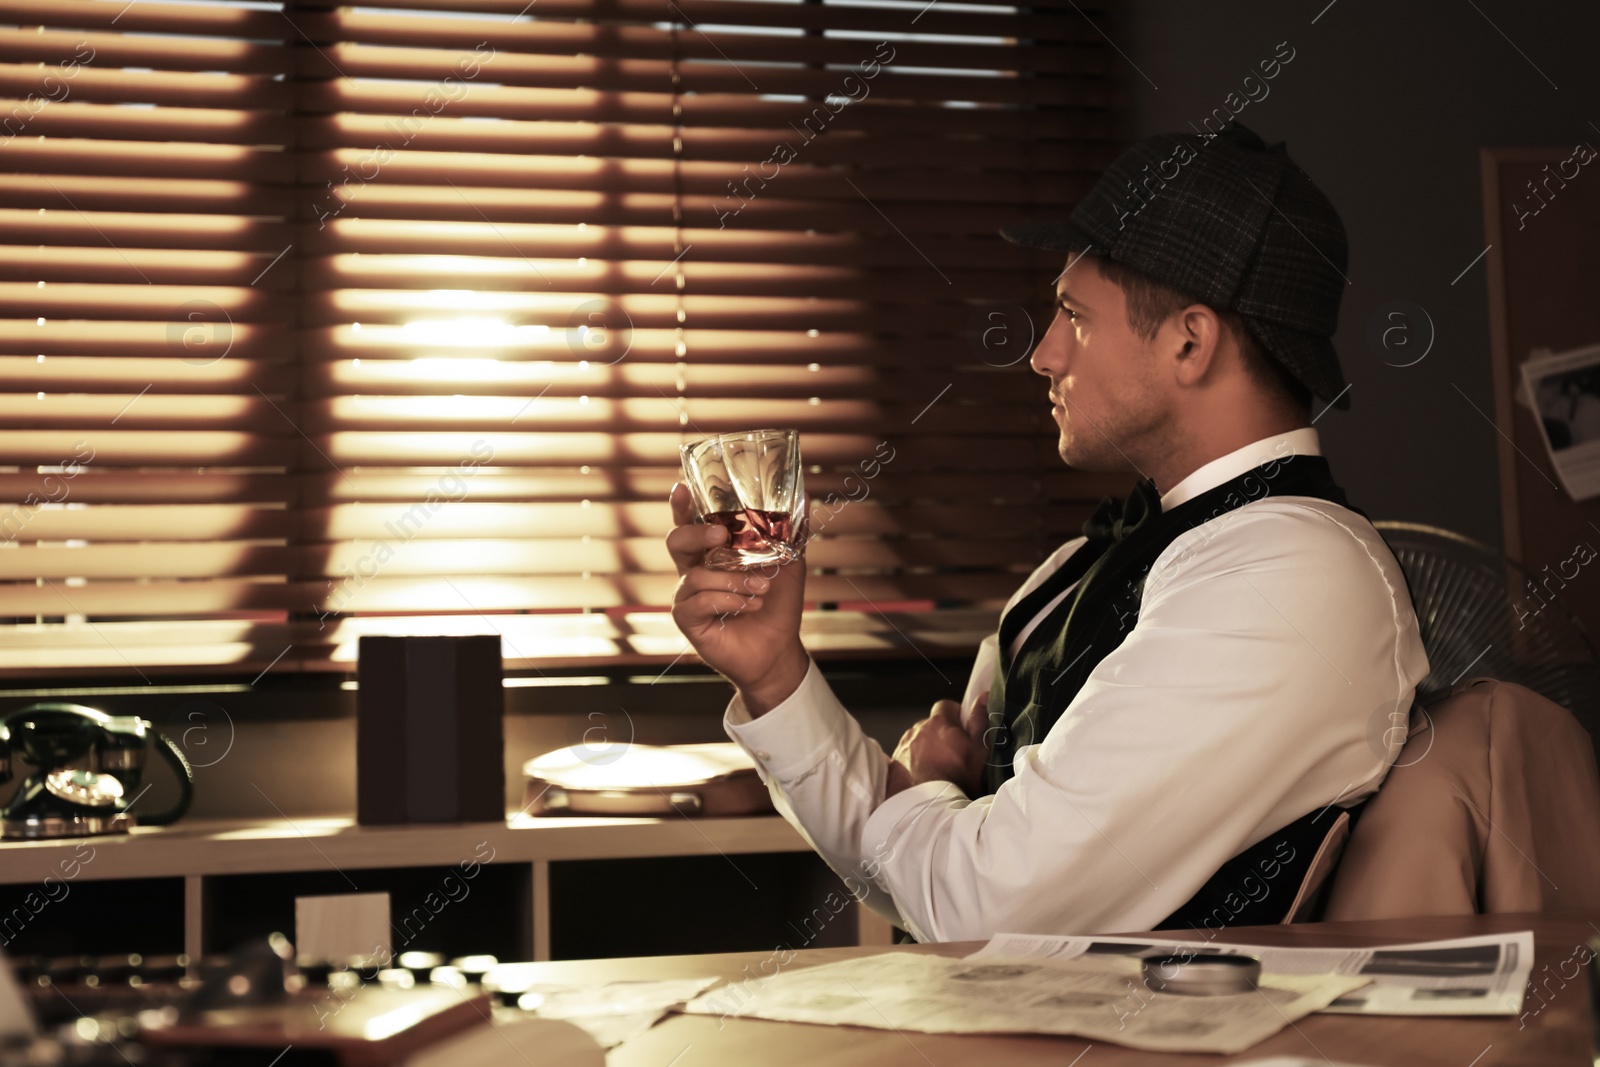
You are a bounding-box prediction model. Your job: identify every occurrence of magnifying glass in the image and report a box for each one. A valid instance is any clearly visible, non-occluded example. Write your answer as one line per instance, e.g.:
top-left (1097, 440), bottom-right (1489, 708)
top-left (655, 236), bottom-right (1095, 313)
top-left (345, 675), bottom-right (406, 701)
top-left (1141, 953), bottom-right (1261, 996)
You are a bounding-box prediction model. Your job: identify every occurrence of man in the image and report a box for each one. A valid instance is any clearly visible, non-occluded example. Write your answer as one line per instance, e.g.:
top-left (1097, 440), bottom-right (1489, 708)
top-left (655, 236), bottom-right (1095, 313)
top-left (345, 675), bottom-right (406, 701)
top-left (666, 122), bottom-right (1431, 941)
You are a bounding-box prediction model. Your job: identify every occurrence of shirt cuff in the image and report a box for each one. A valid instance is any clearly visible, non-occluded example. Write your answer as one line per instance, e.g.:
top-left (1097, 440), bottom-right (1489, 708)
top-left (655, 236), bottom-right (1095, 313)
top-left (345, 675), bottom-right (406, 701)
top-left (723, 655), bottom-right (857, 783)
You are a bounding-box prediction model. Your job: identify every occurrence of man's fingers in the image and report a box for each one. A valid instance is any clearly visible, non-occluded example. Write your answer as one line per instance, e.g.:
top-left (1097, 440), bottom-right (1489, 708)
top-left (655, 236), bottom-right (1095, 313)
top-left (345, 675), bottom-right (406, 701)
top-left (670, 481), bottom-right (696, 527)
top-left (961, 695), bottom-right (990, 744)
top-left (675, 567), bottom-right (770, 601)
top-left (666, 481), bottom-right (726, 576)
top-left (927, 704), bottom-right (974, 750)
top-left (674, 588), bottom-right (763, 621)
top-left (666, 515), bottom-right (727, 575)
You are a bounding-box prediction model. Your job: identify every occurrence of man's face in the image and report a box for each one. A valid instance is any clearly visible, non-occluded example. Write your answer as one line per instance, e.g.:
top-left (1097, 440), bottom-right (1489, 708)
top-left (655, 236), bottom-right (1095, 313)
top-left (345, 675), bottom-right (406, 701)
top-left (1029, 255), bottom-right (1168, 472)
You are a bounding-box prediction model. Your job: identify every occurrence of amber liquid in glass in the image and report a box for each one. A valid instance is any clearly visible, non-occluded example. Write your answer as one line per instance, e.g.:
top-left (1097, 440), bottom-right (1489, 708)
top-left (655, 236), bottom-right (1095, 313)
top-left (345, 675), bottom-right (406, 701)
top-left (703, 508), bottom-right (804, 568)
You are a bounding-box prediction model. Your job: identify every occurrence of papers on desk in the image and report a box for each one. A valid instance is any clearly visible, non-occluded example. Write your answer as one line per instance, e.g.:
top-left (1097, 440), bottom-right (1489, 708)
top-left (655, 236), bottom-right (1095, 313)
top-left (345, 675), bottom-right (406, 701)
top-left (678, 931), bottom-right (1534, 1054)
top-left (681, 951), bottom-right (1370, 1055)
top-left (485, 973), bottom-right (721, 1049)
top-left (969, 930), bottom-right (1535, 1016)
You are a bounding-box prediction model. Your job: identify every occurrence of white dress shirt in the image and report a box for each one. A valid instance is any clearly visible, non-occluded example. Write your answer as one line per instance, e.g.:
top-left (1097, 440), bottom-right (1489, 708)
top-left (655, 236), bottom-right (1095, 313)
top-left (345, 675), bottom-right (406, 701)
top-left (723, 427), bottom-right (1432, 941)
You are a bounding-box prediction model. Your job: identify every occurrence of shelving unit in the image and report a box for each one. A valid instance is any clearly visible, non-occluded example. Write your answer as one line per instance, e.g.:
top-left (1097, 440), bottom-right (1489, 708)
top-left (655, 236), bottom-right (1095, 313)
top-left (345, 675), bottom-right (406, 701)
top-left (0, 815), bottom-right (894, 961)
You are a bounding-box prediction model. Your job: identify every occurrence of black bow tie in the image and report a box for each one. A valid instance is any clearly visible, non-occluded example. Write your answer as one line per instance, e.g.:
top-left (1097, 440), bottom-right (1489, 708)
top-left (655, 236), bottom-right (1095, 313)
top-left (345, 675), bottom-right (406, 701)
top-left (1082, 477), bottom-right (1162, 547)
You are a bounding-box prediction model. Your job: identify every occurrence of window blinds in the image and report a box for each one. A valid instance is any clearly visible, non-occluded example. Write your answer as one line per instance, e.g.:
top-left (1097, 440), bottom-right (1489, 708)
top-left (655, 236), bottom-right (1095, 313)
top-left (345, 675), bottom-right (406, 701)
top-left (0, 0), bottom-right (1128, 678)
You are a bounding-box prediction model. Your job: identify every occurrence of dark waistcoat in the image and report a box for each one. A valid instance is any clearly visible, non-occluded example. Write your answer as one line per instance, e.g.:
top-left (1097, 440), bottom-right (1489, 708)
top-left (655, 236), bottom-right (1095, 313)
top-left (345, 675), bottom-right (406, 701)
top-left (979, 451), bottom-right (1369, 931)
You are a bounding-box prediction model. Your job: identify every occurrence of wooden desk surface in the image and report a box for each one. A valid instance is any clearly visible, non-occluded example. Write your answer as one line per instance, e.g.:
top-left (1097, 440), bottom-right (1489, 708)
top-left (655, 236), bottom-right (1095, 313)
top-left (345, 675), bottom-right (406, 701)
top-left (526, 913), bottom-right (1596, 1066)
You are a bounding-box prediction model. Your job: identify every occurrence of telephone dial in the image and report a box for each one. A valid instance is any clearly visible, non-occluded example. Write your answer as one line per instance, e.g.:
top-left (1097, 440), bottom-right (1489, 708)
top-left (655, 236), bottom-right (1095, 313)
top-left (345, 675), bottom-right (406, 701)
top-left (0, 702), bottom-right (194, 839)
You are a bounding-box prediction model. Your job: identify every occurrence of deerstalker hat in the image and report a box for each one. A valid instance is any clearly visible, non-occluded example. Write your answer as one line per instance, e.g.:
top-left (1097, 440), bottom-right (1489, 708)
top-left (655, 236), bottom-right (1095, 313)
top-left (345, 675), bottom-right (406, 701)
top-left (1001, 121), bottom-right (1351, 410)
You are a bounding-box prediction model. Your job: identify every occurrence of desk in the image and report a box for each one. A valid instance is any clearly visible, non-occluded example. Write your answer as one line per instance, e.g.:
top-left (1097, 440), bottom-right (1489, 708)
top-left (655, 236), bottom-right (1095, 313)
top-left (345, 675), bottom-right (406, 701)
top-left (516, 913), bottom-right (1595, 1066)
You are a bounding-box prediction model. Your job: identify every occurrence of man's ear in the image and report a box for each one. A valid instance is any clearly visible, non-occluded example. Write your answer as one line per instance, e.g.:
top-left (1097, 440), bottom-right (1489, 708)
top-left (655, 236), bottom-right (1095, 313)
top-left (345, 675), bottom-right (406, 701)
top-left (1165, 304), bottom-right (1226, 389)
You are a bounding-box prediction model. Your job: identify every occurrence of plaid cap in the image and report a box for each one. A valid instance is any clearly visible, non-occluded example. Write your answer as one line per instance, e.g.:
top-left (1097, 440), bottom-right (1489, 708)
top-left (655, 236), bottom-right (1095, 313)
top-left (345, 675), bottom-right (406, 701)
top-left (1001, 121), bottom-right (1351, 411)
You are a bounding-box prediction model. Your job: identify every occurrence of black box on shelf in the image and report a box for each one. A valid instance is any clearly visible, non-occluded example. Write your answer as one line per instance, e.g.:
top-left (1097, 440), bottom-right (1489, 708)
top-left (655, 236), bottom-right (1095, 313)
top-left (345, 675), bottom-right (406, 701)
top-left (356, 635), bottom-right (504, 825)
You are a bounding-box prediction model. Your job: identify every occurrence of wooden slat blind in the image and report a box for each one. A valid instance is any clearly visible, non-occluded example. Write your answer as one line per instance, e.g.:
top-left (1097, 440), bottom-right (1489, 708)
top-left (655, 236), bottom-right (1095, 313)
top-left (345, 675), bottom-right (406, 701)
top-left (1, 0), bottom-right (1126, 678)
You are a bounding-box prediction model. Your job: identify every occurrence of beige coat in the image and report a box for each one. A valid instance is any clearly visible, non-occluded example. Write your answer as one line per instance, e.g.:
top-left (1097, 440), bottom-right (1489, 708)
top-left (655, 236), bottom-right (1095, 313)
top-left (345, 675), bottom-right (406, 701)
top-left (1323, 676), bottom-right (1600, 920)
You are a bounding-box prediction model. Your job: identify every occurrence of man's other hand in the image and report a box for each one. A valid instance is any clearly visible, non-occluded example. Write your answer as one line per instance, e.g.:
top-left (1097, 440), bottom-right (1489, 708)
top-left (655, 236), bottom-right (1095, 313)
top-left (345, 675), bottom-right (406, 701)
top-left (886, 698), bottom-right (989, 799)
top-left (667, 482), bottom-right (809, 715)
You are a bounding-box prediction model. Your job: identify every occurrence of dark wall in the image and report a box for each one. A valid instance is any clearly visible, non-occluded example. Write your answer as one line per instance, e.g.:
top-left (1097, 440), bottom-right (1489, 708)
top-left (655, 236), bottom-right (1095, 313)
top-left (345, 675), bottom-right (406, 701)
top-left (1116, 0), bottom-right (1600, 551)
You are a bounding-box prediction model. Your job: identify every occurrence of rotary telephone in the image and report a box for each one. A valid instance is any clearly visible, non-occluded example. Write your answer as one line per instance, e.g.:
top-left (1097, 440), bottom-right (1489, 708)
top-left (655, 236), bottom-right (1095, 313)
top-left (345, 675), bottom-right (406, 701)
top-left (0, 702), bottom-right (193, 840)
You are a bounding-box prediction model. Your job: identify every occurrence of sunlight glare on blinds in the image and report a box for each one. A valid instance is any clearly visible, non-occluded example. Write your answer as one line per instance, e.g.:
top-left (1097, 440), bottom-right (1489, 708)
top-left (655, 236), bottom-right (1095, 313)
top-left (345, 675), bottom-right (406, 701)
top-left (0, 0), bottom-right (1125, 678)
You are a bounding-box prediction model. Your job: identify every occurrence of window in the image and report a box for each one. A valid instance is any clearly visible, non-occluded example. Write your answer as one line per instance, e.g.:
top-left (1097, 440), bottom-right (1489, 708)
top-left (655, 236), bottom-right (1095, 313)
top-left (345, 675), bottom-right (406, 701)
top-left (1, 0), bottom-right (1125, 678)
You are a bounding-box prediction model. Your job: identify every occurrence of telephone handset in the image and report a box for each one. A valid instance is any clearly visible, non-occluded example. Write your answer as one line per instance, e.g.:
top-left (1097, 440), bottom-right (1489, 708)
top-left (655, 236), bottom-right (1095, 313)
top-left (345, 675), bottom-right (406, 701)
top-left (0, 702), bottom-right (194, 839)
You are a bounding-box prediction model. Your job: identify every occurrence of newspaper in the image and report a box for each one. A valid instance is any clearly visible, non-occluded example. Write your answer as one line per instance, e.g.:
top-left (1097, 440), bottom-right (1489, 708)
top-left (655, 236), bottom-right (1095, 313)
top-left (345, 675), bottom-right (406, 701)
top-left (489, 974), bottom-right (719, 1049)
top-left (970, 930), bottom-right (1533, 1016)
top-left (681, 951), bottom-right (1369, 1055)
top-left (1520, 341), bottom-right (1600, 501)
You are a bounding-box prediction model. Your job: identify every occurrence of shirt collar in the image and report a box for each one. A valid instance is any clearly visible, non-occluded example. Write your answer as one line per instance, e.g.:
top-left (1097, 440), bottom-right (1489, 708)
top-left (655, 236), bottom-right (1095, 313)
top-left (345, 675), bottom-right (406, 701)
top-left (1158, 426), bottom-right (1323, 511)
